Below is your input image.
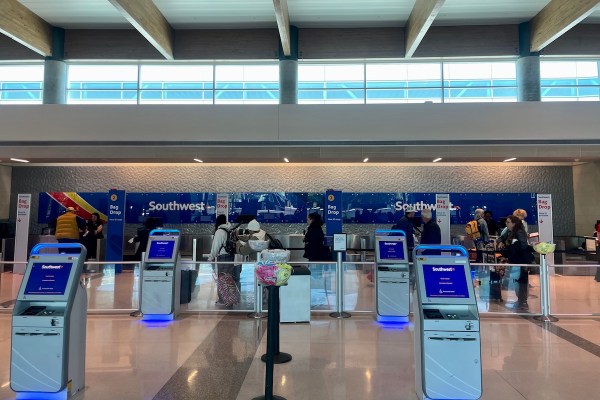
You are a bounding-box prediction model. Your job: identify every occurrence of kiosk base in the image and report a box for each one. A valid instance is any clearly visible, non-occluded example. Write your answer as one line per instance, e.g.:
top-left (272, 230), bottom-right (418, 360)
top-left (142, 313), bottom-right (175, 321)
top-left (376, 315), bottom-right (409, 323)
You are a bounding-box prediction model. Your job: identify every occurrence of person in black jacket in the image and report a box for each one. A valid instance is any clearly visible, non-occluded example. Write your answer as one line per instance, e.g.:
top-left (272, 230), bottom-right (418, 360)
top-left (392, 206), bottom-right (416, 251)
top-left (500, 215), bottom-right (535, 310)
top-left (420, 209), bottom-right (441, 245)
top-left (303, 212), bottom-right (329, 262)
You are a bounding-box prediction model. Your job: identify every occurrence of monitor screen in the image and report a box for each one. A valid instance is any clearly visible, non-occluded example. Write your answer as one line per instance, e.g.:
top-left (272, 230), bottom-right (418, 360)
top-left (24, 263), bottom-right (72, 295)
top-left (423, 264), bottom-right (469, 299)
top-left (377, 240), bottom-right (406, 261)
top-left (148, 240), bottom-right (176, 260)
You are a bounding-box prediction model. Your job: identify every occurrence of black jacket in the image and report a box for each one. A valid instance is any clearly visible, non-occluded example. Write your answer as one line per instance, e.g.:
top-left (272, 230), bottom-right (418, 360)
top-left (392, 216), bottom-right (414, 249)
top-left (303, 223), bottom-right (329, 261)
top-left (421, 219), bottom-right (441, 245)
top-left (502, 229), bottom-right (534, 265)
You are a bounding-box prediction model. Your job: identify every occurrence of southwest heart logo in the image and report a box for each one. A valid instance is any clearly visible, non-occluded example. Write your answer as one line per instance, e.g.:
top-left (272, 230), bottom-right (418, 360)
top-left (328, 194), bottom-right (335, 202)
top-left (111, 194), bottom-right (118, 201)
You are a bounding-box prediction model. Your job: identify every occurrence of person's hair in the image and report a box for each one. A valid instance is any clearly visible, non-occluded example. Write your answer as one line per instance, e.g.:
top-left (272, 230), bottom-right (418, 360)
top-left (308, 212), bottom-right (323, 227)
top-left (474, 208), bottom-right (485, 218)
top-left (513, 209), bottom-right (527, 220)
top-left (91, 212), bottom-right (101, 222)
top-left (215, 214), bottom-right (227, 231)
top-left (484, 210), bottom-right (493, 216)
top-left (421, 209), bottom-right (432, 219)
top-left (506, 215), bottom-right (525, 241)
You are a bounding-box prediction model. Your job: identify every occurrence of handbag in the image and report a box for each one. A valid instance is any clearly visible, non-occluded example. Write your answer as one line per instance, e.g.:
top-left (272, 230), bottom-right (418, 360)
top-left (217, 273), bottom-right (240, 307)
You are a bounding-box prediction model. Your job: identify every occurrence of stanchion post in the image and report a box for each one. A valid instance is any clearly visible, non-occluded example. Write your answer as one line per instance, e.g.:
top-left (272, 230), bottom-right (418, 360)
top-left (252, 285), bottom-right (286, 400)
top-left (130, 252), bottom-right (144, 317)
top-left (261, 283), bottom-right (292, 364)
top-left (534, 254), bottom-right (558, 323)
top-left (330, 251), bottom-right (351, 319)
top-left (192, 238), bottom-right (197, 264)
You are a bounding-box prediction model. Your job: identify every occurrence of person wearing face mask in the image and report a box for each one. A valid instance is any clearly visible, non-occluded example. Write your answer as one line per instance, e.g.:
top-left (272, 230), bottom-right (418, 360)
top-left (237, 219), bottom-right (268, 261)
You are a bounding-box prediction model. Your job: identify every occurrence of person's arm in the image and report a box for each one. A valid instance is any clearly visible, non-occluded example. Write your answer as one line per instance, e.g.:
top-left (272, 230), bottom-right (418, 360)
top-left (209, 229), bottom-right (225, 261)
top-left (96, 224), bottom-right (103, 235)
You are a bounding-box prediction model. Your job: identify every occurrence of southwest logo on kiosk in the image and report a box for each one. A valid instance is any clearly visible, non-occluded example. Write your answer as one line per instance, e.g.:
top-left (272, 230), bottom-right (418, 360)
top-left (111, 194), bottom-right (118, 201)
top-left (328, 194), bottom-right (335, 202)
top-left (432, 267), bottom-right (455, 272)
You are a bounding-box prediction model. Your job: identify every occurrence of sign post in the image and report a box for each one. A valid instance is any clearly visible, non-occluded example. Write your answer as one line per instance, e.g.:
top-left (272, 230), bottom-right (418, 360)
top-left (14, 194), bottom-right (31, 274)
top-left (216, 193), bottom-right (229, 221)
top-left (536, 194), bottom-right (554, 266)
top-left (106, 189), bottom-right (126, 273)
top-left (435, 194), bottom-right (451, 245)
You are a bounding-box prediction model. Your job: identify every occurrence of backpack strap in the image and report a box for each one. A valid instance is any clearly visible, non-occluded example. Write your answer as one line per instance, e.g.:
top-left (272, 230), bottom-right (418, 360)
top-left (217, 227), bottom-right (230, 253)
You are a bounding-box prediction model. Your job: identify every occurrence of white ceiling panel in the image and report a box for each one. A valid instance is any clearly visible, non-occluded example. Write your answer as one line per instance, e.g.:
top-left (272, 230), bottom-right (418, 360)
top-left (19, 0), bottom-right (130, 28)
top-left (434, 0), bottom-right (550, 26)
top-left (288, 0), bottom-right (416, 28)
top-left (154, 0), bottom-right (277, 29)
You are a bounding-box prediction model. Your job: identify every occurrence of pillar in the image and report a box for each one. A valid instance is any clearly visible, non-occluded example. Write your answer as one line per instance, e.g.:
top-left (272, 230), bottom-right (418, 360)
top-left (43, 27), bottom-right (67, 104)
top-left (278, 26), bottom-right (299, 104)
top-left (517, 22), bottom-right (541, 102)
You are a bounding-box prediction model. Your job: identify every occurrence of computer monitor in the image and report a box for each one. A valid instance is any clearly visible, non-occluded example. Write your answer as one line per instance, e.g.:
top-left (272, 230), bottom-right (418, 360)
top-left (415, 255), bottom-right (476, 305)
top-left (375, 236), bottom-right (408, 264)
top-left (145, 236), bottom-right (179, 263)
top-left (24, 262), bottom-right (72, 296)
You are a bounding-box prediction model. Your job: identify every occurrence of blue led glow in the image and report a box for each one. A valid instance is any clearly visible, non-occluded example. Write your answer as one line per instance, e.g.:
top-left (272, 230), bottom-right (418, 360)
top-left (16, 388), bottom-right (68, 400)
top-left (141, 314), bottom-right (175, 323)
top-left (377, 321), bottom-right (412, 330)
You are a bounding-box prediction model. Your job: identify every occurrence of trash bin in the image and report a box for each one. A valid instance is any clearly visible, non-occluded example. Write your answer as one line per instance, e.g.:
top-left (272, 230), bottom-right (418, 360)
top-left (280, 266), bottom-right (311, 323)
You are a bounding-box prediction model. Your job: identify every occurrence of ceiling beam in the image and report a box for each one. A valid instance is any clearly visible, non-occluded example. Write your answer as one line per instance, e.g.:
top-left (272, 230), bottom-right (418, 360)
top-left (273, 0), bottom-right (291, 56)
top-left (0, 0), bottom-right (52, 56)
top-left (108, 0), bottom-right (174, 59)
top-left (405, 0), bottom-right (446, 58)
top-left (530, 0), bottom-right (600, 52)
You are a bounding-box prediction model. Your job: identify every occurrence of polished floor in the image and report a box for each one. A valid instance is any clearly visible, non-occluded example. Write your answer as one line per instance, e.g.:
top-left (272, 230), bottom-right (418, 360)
top-left (0, 313), bottom-right (599, 399)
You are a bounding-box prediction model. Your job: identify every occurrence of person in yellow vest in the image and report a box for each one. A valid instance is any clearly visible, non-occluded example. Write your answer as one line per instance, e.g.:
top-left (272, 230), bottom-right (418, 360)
top-left (55, 207), bottom-right (83, 253)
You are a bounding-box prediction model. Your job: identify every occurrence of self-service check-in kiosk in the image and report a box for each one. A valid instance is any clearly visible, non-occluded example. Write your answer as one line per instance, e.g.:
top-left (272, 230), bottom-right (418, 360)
top-left (141, 229), bottom-right (181, 321)
top-left (413, 245), bottom-right (482, 400)
top-left (11, 243), bottom-right (87, 400)
top-left (374, 230), bottom-right (410, 322)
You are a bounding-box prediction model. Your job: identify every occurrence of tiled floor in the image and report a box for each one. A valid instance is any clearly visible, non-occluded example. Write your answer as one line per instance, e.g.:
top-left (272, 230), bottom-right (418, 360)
top-left (0, 314), bottom-right (599, 399)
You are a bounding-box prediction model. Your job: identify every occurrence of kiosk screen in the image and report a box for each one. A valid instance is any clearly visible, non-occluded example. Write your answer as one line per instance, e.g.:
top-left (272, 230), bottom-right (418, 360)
top-left (423, 264), bottom-right (469, 299)
top-left (377, 240), bottom-right (406, 262)
top-left (24, 263), bottom-right (72, 295)
top-left (148, 240), bottom-right (176, 260)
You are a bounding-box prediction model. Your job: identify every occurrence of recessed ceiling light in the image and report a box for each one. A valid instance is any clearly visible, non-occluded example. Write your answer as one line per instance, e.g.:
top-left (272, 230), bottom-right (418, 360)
top-left (503, 158), bottom-right (517, 162)
top-left (432, 158), bottom-right (442, 163)
top-left (283, 157), bottom-right (289, 163)
top-left (10, 158), bottom-right (29, 163)
top-left (363, 157), bottom-right (369, 163)
top-left (193, 158), bottom-right (203, 163)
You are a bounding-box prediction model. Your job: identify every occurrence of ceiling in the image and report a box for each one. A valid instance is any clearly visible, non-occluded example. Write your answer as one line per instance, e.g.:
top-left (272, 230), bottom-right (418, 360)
top-left (1, 143), bottom-right (598, 164)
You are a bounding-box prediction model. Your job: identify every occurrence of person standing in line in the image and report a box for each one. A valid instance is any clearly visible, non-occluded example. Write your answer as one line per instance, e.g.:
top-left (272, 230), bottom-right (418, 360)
top-left (303, 212), bottom-right (330, 262)
top-left (55, 207), bottom-right (83, 253)
top-left (208, 214), bottom-right (233, 305)
top-left (484, 210), bottom-right (500, 236)
top-left (513, 209), bottom-right (529, 234)
top-left (499, 215), bottom-right (535, 311)
top-left (392, 206), bottom-right (416, 255)
top-left (83, 212), bottom-right (103, 260)
top-left (420, 208), bottom-right (441, 245)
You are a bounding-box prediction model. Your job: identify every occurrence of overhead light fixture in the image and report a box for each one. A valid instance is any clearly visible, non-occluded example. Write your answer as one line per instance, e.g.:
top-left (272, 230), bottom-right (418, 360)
top-left (193, 158), bottom-right (203, 163)
top-left (363, 157), bottom-right (369, 163)
top-left (10, 158), bottom-right (29, 163)
top-left (283, 157), bottom-right (289, 163)
top-left (503, 157), bottom-right (517, 162)
top-left (432, 158), bottom-right (442, 163)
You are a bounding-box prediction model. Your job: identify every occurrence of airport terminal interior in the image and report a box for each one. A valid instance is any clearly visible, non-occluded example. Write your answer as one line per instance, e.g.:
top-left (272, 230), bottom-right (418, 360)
top-left (2, 0), bottom-right (600, 399)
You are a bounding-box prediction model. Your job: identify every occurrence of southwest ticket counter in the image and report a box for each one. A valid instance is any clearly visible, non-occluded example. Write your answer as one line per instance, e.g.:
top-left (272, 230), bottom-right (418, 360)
top-left (413, 245), bottom-right (482, 400)
top-left (10, 243), bottom-right (87, 400)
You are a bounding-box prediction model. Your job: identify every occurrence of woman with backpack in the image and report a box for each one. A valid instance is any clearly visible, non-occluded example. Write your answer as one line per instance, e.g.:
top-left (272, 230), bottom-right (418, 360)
top-left (209, 214), bottom-right (235, 306)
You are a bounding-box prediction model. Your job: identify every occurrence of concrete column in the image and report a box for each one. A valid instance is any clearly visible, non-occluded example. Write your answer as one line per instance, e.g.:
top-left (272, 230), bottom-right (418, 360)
top-left (43, 59), bottom-right (67, 104)
top-left (517, 22), bottom-right (541, 102)
top-left (517, 56), bottom-right (541, 102)
top-left (278, 25), bottom-right (299, 105)
top-left (43, 27), bottom-right (66, 104)
top-left (279, 59), bottom-right (298, 104)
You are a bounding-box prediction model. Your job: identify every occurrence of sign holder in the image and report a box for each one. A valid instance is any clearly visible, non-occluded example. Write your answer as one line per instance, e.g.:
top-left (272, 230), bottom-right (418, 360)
top-left (330, 233), bottom-right (350, 319)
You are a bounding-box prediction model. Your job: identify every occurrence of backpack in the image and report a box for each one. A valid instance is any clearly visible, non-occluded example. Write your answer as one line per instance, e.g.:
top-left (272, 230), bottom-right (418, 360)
top-left (266, 232), bottom-right (284, 250)
top-left (465, 220), bottom-right (481, 240)
top-left (218, 228), bottom-right (237, 255)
